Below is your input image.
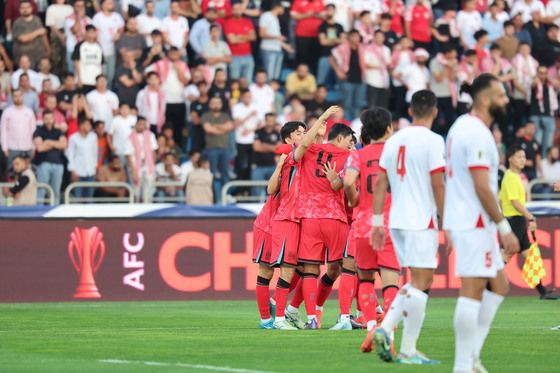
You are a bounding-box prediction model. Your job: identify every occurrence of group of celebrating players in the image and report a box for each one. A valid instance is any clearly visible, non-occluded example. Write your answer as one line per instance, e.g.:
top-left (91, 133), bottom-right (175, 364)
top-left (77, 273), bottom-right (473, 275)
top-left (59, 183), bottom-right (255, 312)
top-left (251, 73), bottom-right (519, 372)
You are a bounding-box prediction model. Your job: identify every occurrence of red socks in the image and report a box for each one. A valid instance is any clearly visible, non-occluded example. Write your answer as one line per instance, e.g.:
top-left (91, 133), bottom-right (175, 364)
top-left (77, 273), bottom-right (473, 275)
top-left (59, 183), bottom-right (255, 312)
top-left (354, 274), bottom-right (361, 312)
top-left (339, 268), bottom-right (356, 315)
top-left (290, 279), bottom-right (304, 308)
top-left (303, 273), bottom-right (319, 317)
top-left (382, 285), bottom-right (399, 315)
top-left (317, 273), bottom-right (335, 307)
top-left (358, 280), bottom-right (378, 323)
top-left (256, 276), bottom-right (271, 319)
top-left (274, 278), bottom-right (291, 317)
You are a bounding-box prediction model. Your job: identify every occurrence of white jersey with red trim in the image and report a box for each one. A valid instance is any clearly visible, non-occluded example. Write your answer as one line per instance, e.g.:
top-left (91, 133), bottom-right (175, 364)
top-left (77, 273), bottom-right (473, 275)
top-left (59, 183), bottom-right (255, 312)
top-left (443, 114), bottom-right (499, 231)
top-left (379, 125), bottom-right (446, 230)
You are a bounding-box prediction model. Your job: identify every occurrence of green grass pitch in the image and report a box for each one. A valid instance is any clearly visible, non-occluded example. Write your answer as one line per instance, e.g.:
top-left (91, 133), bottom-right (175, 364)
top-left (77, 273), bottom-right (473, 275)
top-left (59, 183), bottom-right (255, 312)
top-left (0, 297), bottom-right (558, 372)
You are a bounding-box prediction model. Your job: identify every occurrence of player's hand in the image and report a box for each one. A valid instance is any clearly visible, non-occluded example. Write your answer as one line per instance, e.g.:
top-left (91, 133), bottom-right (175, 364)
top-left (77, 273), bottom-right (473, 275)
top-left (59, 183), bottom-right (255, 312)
top-left (370, 226), bottom-right (386, 252)
top-left (501, 232), bottom-right (520, 257)
top-left (317, 105), bottom-right (340, 124)
top-left (323, 161), bottom-right (338, 182)
top-left (277, 153), bottom-right (288, 166)
top-left (444, 230), bottom-right (454, 256)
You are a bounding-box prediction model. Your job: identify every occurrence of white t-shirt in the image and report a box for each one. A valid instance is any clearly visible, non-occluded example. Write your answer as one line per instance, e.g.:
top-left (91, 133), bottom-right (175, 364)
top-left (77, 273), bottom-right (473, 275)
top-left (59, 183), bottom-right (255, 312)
top-left (72, 41), bottom-right (104, 86)
top-left (512, 0), bottom-right (546, 23)
top-left (161, 15), bottom-right (189, 49)
top-left (92, 11), bottom-right (125, 56)
top-left (443, 114), bottom-right (499, 231)
top-left (232, 102), bottom-right (261, 144)
top-left (547, 0), bottom-right (560, 27)
top-left (380, 125), bottom-right (446, 230)
top-left (37, 73), bottom-right (61, 92)
top-left (352, 0), bottom-right (382, 21)
top-left (155, 163), bottom-right (183, 181)
top-left (392, 51), bottom-right (413, 88)
top-left (249, 83), bottom-right (275, 119)
top-left (136, 14), bottom-right (162, 46)
top-left (86, 90), bottom-right (120, 132)
top-left (457, 10), bottom-right (482, 49)
top-left (259, 11), bottom-right (282, 51)
top-left (401, 64), bottom-right (430, 102)
top-left (364, 45), bottom-right (391, 88)
top-left (45, 4), bottom-right (73, 29)
top-left (326, 0), bottom-right (353, 31)
top-left (64, 14), bottom-right (92, 53)
top-left (125, 131), bottom-right (159, 164)
top-left (109, 114), bottom-right (137, 155)
top-left (542, 159), bottom-right (560, 179)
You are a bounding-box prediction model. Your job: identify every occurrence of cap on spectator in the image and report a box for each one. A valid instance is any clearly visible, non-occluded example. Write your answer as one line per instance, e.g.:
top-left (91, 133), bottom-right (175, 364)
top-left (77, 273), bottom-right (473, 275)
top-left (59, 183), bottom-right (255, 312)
top-left (414, 48), bottom-right (429, 59)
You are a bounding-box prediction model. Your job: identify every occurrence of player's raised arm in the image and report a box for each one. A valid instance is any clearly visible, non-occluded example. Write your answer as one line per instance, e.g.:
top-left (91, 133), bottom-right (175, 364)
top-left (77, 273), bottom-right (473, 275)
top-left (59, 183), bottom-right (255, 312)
top-left (370, 170), bottom-right (388, 251)
top-left (267, 154), bottom-right (287, 195)
top-left (343, 153), bottom-right (360, 207)
top-left (293, 106), bottom-right (339, 162)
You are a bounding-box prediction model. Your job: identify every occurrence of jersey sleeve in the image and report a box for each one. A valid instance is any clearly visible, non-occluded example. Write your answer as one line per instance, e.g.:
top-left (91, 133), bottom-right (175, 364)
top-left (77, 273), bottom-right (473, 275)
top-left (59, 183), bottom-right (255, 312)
top-left (466, 136), bottom-right (492, 170)
top-left (429, 135), bottom-right (446, 175)
top-left (345, 150), bottom-right (361, 173)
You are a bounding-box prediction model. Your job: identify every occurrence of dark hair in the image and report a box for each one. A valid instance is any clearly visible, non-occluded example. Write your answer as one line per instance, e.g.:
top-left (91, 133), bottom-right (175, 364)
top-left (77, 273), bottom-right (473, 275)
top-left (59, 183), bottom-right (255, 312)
top-left (440, 43), bottom-right (454, 54)
top-left (197, 155), bottom-right (209, 168)
top-left (470, 73), bottom-right (500, 101)
top-left (474, 29), bottom-right (488, 41)
top-left (42, 109), bottom-right (54, 117)
top-left (19, 73), bottom-right (29, 80)
top-left (240, 88), bottom-right (251, 95)
top-left (85, 24), bottom-right (96, 32)
top-left (95, 74), bottom-right (106, 82)
top-left (119, 102), bottom-right (130, 108)
top-left (360, 107), bottom-right (392, 142)
top-left (265, 112), bottom-right (277, 119)
top-left (464, 49), bottom-right (477, 57)
top-left (151, 29), bottom-right (162, 36)
top-left (326, 3), bottom-right (336, 9)
top-left (137, 116), bottom-right (147, 122)
top-left (489, 43), bottom-right (501, 51)
top-left (328, 123), bottom-right (354, 142)
top-left (255, 67), bottom-right (267, 75)
top-left (548, 24), bottom-right (559, 31)
top-left (280, 121), bottom-right (306, 143)
top-left (503, 20), bottom-right (514, 28)
top-left (506, 144), bottom-right (525, 160)
top-left (359, 10), bottom-right (370, 17)
top-left (380, 13), bottom-right (392, 20)
top-left (64, 72), bottom-right (75, 79)
top-left (78, 117), bottom-right (91, 126)
top-left (410, 90), bottom-right (437, 118)
top-left (519, 41), bottom-right (530, 48)
top-left (108, 154), bottom-right (120, 163)
top-left (94, 120), bottom-right (105, 128)
top-left (209, 24), bottom-right (220, 31)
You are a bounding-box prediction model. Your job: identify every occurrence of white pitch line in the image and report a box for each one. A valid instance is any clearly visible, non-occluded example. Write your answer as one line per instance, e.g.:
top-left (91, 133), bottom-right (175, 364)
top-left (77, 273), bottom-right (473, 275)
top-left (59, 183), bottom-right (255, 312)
top-left (99, 359), bottom-right (278, 373)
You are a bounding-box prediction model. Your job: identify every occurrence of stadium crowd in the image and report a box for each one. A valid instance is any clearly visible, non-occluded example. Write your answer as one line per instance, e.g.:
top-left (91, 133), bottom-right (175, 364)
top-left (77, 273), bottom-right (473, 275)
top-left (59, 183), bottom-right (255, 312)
top-left (0, 0), bottom-right (560, 205)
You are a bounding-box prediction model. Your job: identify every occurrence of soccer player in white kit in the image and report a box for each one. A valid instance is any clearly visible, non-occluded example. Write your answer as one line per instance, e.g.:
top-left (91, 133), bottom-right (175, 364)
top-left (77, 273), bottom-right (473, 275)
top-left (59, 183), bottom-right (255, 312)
top-left (444, 74), bottom-right (519, 373)
top-left (370, 90), bottom-right (446, 365)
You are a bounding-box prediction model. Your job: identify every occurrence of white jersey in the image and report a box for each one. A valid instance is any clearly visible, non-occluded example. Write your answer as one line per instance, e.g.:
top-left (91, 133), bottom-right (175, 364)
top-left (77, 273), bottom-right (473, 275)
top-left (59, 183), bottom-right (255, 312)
top-left (379, 125), bottom-right (446, 230)
top-left (443, 114), bottom-right (500, 231)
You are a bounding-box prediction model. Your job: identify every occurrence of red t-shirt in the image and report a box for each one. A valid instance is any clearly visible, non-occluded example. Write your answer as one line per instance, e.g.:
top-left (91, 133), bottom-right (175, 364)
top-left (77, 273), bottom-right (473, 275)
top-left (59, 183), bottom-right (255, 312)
top-left (296, 143), bottom-right (350, 222)
top-left (254, 192), bottom-right (281, 233)
top-left (291, 0), bottom-right (326, 38)
top-left (201, 0), bottom-right (231, 18)
top-left (383, 0), bottom-right (405, 36)
top-left (405, 4), bottom-right (432, 43)
top-left (345, 144), bottom-right (392, 239)
top-left (274, 150), bottom-right (301, 223)
top-left (222, 17), bottom-right (254, 56)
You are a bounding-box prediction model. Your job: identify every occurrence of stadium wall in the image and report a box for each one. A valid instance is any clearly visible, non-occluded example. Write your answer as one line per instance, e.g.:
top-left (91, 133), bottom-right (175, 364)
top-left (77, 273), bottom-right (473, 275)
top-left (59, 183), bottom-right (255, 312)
top-left (1, 214), bottom-right (559, 302)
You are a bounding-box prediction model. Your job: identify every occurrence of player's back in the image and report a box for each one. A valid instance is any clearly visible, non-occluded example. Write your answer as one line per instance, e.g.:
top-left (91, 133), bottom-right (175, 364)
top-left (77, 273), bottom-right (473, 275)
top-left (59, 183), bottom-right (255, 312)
top-left (380, 125), bottom-right (445, 230)
top-left (274, 150), bottom-right (300, 222)
top-left (443, 114), bottom-right (499, 231)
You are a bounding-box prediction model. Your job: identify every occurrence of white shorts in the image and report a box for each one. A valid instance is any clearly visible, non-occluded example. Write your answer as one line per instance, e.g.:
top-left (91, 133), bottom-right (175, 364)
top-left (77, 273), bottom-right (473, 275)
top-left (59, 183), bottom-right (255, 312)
top-left (390, 229), bottom-right (439, 269)
top-left (451, 228), bottom-right (505, 278)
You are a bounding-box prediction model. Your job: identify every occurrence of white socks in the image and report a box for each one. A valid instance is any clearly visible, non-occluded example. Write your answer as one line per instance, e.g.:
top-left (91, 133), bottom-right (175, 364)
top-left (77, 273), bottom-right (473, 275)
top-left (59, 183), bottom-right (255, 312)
top-left (474, 290), bottom-right (504, 359)
top-left (380, 283), bottom-right (410, 334)
top-left (453, 297), bottom-right (482, 373)
top-left (400, 286), bottom-right (429, 356)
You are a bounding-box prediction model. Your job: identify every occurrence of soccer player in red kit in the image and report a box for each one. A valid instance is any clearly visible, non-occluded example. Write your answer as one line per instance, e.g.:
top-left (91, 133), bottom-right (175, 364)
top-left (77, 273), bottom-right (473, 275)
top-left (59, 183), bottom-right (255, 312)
top-left (343, 107), bottom-right (401, 350)
top-left (295, 111), bottom-right (355, 329)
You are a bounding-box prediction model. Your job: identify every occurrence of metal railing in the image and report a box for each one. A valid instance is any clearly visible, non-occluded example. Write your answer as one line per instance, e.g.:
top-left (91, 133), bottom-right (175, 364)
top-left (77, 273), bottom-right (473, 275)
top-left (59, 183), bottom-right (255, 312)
top-left (527, 178), bottom-right (560, 201)
top-left (152, 181), bottom-right (186, 203)
top-left (64, 181), bottom-right (135, 204)
top-left (0, 182), bottom-right (55, 206)
top-left (221, 180), bottom-right (269, 205)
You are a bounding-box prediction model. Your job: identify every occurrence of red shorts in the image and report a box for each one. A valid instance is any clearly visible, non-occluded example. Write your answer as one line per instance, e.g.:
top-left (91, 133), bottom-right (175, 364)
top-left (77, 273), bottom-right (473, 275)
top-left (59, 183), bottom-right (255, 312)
top-left (299, 218), bottom-right (349, 264)
top-left (252, 227), bottom-right (272, 265)
top-left (355, 236), bottom-right (400, 272)
top-left (270, 220), bottom-right (300, 267)
top-left (344, 229), bottom-right (355, 258)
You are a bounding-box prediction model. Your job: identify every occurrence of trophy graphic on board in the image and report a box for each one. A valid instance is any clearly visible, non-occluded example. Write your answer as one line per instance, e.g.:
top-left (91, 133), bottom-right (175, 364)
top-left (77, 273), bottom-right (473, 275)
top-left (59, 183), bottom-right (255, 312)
top-left (68, 227), bottom-right (106, 298)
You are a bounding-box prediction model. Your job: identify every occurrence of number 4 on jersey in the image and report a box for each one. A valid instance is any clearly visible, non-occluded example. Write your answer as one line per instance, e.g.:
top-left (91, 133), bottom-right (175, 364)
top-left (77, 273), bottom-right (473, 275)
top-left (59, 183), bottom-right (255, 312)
top-left (397, 146), bottom-right (406, 180)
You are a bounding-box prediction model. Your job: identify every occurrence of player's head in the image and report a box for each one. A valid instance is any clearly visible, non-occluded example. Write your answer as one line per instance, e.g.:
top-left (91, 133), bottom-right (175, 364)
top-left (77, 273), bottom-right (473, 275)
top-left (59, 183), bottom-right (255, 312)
top-left (470, 73), bottom-right (509, 124)
top-left (506, 144), bottom-right (526, 171)
top-left (408, 90), bottom-right (438, 127)
top-left (360, 107), bottom-right (393, 144)
top-left (328, 123), bottom-right (354, 150)
top-left (281, 121), bottom-right (306, 145)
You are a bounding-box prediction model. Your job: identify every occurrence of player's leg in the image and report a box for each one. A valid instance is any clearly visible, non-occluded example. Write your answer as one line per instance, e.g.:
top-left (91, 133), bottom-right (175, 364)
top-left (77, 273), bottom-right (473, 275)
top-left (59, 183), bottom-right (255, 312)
top-left (256, 264), bottom-right (275, 329)
top-left (380, 269), bottom-right (400, 319)
top-left (357, 268), bottom-right (379, 352)
top-left (302, 263), bottom-right (321, 329)
top-left (330, 257), bottom-right (355, 330)
top-left (315, 261), bottom-right (340, 327)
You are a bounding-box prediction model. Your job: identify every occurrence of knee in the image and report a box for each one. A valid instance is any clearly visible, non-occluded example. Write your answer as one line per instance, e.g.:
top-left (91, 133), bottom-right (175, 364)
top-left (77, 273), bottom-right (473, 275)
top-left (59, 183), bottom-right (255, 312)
top-left (327, 262), bottom-right (341, 279)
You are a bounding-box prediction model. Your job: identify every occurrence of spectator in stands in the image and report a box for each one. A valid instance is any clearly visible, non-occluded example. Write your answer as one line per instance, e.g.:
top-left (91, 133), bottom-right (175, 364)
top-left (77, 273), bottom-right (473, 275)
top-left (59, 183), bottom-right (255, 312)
top-left (4, 0), bottom-right (39, 41)
top-left (252, 112), bottom-right (280, 196)
top-left (330, 29), bottom-right (366, 120)
top-left (13, 0), bottom-right (50, 66)
top-left (285, 63), bottom-right (317, 104)
top-left (5, 154), bottom-right (37, 206)
top-left (223, 2), bottom-right (256, 81)
top-left (44, 95), bottom-right (68, 133)
top-left (516, 121), bottom-right (543, 180)
top-left (529, 66), bottom-right (558, 157)
top-left (291, 0), bottom-right (325, 75)
top-left (495, 21), bottom-right (520, 61)
top-left (64, 0), bottom-right (92, 74)
top-left (540, 24), bottom-right (560, 68)
top-left (200, 0), bottom-right (231, 21)
top-left (137, 1), bottom-right (163, 46)
top-left (57, 73), bottom-right (77, 113)
top-left (203, 24), bottom-right (232, 77)
top-left (45, 0), bottom-right (73, 76)
top-left (189, 6), bottom-right (218, 59)
top-left (67, 118), bottom-right (98, 199)
top-left (511, 43), bottom-right (538, 130)
top-left (473, 29), bottom-right (489, 69)
top-left (147, 47), bottom-right (190, 146)
top-left (365, 30), bottom-right (391, 110)
top-left (306, 84), bottom-right (330, 117)
top-left (483, 2), bottom-right (505, 43)
top-left (135, 72), bottom-right (165, 134)
top-left (432, 6), bottom-right (460, 52)
top-left (141, 30), bottom-right (167, 68)
top-left (383, 0), bottom-right (405, 36)
top-left (542, 146), bottom-right (560, 180)
top-left (400, 48), bottom-right (430, 107)
top-left (524, 9), bottom-right (548, 65)
top-left (259, 2), bottom-right (290, 81)
top-left (512, 0), bottom-right (545, 24)
top-left (391, 36), bottom-right (415, 119)
top-left (86, 75), bottom-right (119, 133)
top-left (94, 120), bottom-right (110, 167)
top-left (317, 4), bottom-right (344, 86)
top-left (155, 152), bottom-right (183, 199)
top-left (378, 13), bottom-right (399, 50)
top-left (356, 10), bottom-right (375, 45)
top-left (209, 68), bottom-right (231, 112)
top-left (13, 73), bottom-right (39, 114)
top-left (430, 44), bottom-right (458, 136)
top-left (116, 17), bottom-right (146, 68)
top-left (512, 12), bottom-right (533, 45)
top-left (37, 58), bottom-right (61, 92)
top-left (11, 55), bottom-right (41, 90)
top-left (92, 0), bottom-right (125, 85)
top-left (458, 0), bottom-right (483, 50)
top-left (162, 0), bottom-right (190, 58)
top-left (481, 44), bottom-right (513, 90)
top-left (249, 69), bottom-right (274, 120)
top-left (202, 96), bottom-right (233, 202)
top-left (95, 154), bottom-right (129, 200)
top-left (180, 150), bottom-right (200, 182)
top-left (0, 60), bottom-right (10, 113)
top-left (109, 103), bottom-right (136, 164)
top-left (115, 50), bottom-right (143, 107)
top-left (185, 155), bottom-right (213, 205)
top-left (405, 0), bottom-right (433, 52)
top-left (233, 89), bottom-right (260, 182)
top-left (190, 81), bottom-right (209, 153)
top-left (73, 25), bottom-right (104, 93)
top-left (126, 116), bottom-right (158, 202)
top-left (33, 110), bottom-right (67, 204)
top-left (156, 124), bottom-right (181, 160)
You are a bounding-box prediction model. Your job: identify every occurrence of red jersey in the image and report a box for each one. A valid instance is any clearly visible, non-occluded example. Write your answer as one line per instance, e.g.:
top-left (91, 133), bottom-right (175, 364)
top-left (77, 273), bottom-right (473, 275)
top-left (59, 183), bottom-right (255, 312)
top-left (405, 4), bottom-right (432, 43)
top-left (201, 0), bottom-right (232, 18)
top-left (291, 0), bottom-right (326, 38)
top-left (345, 144), bottom-right (391, 239)
top-left (254, 192), bottom-right (281, 233)
top-left (222, 17), bottom-right (254, 56)
top-left (274, 150), bottom-right (301, 223)
top-left (383, 0), bottom-right (405, 36)
top-left (297, 143), bottom-right (350, 222)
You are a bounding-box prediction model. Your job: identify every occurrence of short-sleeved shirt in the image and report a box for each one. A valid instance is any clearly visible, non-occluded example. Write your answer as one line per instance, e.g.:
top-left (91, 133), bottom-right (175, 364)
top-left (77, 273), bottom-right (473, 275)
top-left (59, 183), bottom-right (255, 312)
top-left (72, 41), bottom-right (104, 86)
top-left (254, 192), bottom-right (281, 233)
top-left (380, 125), bottom-right (446, 230)
top-left (254, 128), bottom-right (280, 167)
top-left (429, 58), bottom-right (452, 98)
top-left (259, 11), bottom-right (282, 52)
top-left (499, 170), bottom-right (525, 218)
top-left (297, 143), bottom-right (350, 222)
top-left (223, 17), bottom-right (254, 56)
top-left (291, 0), bottom-right (326, 37)
top-left (318, 21), bottom-right (344, 56)
top-left (202, 112), bottom-right (231, 149)
top-left (404, 4), bottom-right (432, 43)
top-left (444, 114), bottom-right (499, 231)
top-left (92, 11), bottom-right (125, 56)
top-left (161, 15), bottom-right (189, 49)
top-left (33, 126), bottom-right (64, 165)
top-left (274, 148), bottom-right (301, 222)
top-left (13, 16), bottom-right (47, 64)
top-left (115, 66), bottom-right (141, 107)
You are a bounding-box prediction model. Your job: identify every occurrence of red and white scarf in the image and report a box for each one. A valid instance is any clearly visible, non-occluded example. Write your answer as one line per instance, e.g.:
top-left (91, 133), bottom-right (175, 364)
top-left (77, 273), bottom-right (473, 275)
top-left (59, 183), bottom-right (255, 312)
top-left (535, 82), bottom-right (559, 114)
top-left (366, 43), bottom-right (391, 88)
top-left (143, 87), bottom-right (166, 131)
top-left (153, 58), bottom-right (190, 83)
top-left (390, 48), bottom-right (415, 70)
top-left (331, 42), bottom-right (366, 78)
top-left (436, 53), bottom-right (458, 107)
top-left (512, 53), bottom-right (538, 95)
top-left (129, 130), bottom-right (155, 182)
